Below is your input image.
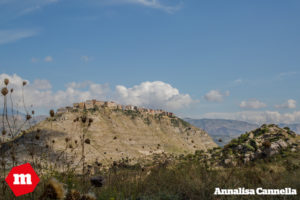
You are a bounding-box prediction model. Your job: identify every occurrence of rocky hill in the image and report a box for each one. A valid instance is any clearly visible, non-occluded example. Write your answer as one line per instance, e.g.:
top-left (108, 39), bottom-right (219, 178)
top-left (1, 105), bottom-right (217, 169)
top-left (215, 124), bottom-right (300, 166)
top-left (185, 118), bottom-right (300, 147)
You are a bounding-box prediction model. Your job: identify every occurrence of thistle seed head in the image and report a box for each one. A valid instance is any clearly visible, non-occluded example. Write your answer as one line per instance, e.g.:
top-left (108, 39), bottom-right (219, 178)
top-left (50, 109), bottom-right (55, 117)
top-left (26, 114), bottom-right (32, 121)
top-left (80, 193), bottom-right (96, 200)
top-left (1, 87), bottom-right (8, 96)
top-left (65, 189), bottom-right (81, 200)
top-left (81, 116), bottom-right (87, 123)
top-left (44, 178), bottom-right (65, 200)
top-left (4, 78), bottom-right (9, 86)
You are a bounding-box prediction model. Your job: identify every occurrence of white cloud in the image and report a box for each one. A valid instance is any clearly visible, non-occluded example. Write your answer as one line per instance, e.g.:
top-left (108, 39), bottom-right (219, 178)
top-left (275, 99), bottom-right (296, 109)
top-left (240, 99), bottom-right (266, 109)
top-left (32, 79), bottom-right (52, 90)
top-left (31, 57), bottom-right (38, 63)
top-left (81, 56), bottom-right (91, 62)
top-left (0, 74), bottom-right (109, 112)
top-left (2, 0), bottom-right (60, 17)
top-left (203, 110), bottom-right (300, 124)
top-left (204, 90), bottom-right (229, 102)
top-left (0, 74), bottom-right (194, 113)
top-left (107, 0), bottom-right (182, 13)
top-left (0, 29), bottom-right (38, 45)
top-left (115, 81), bottom-right (195, 110)
top-left (44, 56), bottom-right (53, 62)
top-left (18, 5), bottom-right (41, 16)
top-left (66, 81), bottom-right (92, 89)
top-left (277, 71), bottom-right (298, 80)
top-left (234, 78), bottom-right (242, 84)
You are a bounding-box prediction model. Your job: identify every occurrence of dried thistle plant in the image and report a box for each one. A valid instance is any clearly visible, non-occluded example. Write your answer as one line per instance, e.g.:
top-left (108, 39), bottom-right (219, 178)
top-left (1, 88), bottom-right (8, 96)
top-left (39, 178), bottom-right (65, 200)
top-left (4, 78), bottom-right (9, 86)
top-left (65, 189), bottom-right (81, 200)
top-left (50, 110), bottom-right (55, 118)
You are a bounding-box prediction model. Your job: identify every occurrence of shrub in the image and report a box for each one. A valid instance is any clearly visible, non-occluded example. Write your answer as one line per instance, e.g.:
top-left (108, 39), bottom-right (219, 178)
top-left (178, 118), bottom-right (190, 127)
top-left (225, 138), bottom-right (239, 149)
top-left (244, 144), bottom-right (255, 152)
top-left (227, 148), bottom-right (233, 155)
top-left (249, 139), bottom-right (258, 150)
top-left (230, 138), bottom-right (238, 144)
top-left (195, 150), bottom-right (204, 155)
top-left (269, 136), bottom-right (280, 142)
top-left (171, 119), bottom-right (180, 127)
top-left (144, 117), bottom-right (151, 125)
top-left (262, 140), bottom-right (271, 148)
top-left (238, 133), bottom-right (249, 143)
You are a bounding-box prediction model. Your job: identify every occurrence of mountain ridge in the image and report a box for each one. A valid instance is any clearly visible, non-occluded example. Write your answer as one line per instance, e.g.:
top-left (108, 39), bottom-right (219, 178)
top-left (184, 118), bottom-right (300, 146)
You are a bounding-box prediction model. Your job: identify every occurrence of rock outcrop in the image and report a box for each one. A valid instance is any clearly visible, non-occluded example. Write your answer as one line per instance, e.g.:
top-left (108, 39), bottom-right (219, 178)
top-left (219, 124), bottom-right (299, 165)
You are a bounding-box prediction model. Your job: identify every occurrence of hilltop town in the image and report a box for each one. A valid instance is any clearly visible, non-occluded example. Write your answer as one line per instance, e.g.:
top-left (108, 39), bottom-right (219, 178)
top-left (7, 99), bottom-right (217, 170)
top-left (56, 99), bottom-right (175, 117)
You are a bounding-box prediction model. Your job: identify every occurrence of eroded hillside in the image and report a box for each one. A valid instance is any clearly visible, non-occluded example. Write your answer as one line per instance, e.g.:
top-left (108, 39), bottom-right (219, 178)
top-left (2, 106), bottom-right (217, 169)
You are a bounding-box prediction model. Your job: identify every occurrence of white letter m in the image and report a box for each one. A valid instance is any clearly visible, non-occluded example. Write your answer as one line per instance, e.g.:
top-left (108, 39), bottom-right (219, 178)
top-left (13, 174), bottom-right (32, 185)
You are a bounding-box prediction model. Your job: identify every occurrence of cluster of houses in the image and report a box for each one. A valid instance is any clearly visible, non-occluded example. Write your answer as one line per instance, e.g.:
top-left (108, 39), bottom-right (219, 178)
top-left (56, 100), bottom-right (174, 117)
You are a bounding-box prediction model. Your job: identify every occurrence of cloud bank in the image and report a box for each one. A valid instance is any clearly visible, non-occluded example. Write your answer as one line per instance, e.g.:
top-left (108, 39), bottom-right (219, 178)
top-left (275, 99), bottom-right (297, 109)
top-left (115, 81), bottom-right (194, 110)
top-left (203, 111), bottom-right (300, 125)
top-left (1, 74), bottom-right (299, 124)
top-left (0, 74), bottom-right (195, 113)
top-left (240, 99), bottom-right (267, 109)
top-left (204, 90), bottom-right (229, 102)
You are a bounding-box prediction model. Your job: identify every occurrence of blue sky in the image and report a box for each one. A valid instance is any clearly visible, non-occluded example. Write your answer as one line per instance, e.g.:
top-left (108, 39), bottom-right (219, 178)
top-left (1, 0), bottom-right (300, 124)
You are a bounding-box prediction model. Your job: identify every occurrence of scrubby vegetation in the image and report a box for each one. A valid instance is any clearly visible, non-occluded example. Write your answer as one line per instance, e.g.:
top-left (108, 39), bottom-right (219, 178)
top-left (1, 148), bottom-right (299, 199)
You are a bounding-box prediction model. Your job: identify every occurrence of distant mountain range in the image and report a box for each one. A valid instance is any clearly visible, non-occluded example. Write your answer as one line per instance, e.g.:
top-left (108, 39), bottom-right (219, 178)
top-left (184, 118), bottom-right (300, 146)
